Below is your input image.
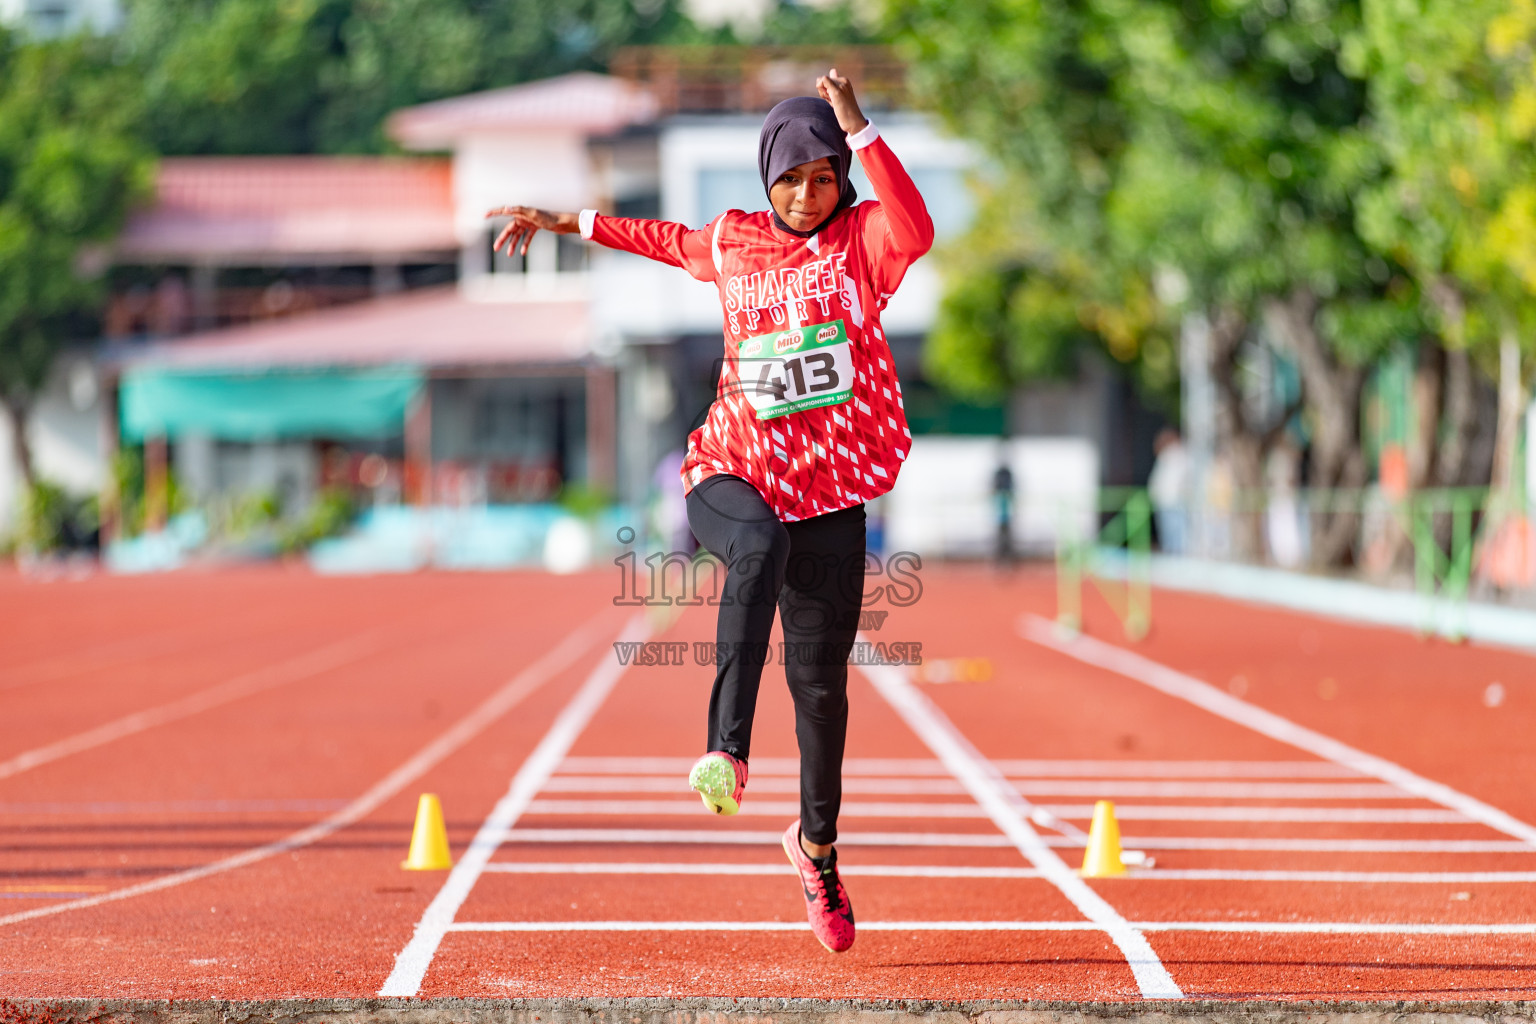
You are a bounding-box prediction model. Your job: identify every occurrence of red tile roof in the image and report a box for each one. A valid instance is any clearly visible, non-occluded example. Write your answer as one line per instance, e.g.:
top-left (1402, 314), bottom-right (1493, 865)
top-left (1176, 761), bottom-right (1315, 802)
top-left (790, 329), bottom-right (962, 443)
top-left (389, 72), bottom-right (657, 149)
top-left (116, 157), bottom-right (457, 264)
top-left (114, 286), bottom-right (591, 370)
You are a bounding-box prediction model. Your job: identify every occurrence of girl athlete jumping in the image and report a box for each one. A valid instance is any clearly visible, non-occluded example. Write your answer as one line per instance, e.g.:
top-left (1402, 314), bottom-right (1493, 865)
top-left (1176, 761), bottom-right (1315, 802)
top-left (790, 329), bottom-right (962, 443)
top-left (488, 69), bottom-right (932, 953)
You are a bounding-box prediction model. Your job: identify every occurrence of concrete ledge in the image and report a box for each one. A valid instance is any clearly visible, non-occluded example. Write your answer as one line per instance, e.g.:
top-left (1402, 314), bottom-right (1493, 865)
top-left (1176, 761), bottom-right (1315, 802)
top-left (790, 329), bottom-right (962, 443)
top-left (3, 999), bottom-right (1535, 1024)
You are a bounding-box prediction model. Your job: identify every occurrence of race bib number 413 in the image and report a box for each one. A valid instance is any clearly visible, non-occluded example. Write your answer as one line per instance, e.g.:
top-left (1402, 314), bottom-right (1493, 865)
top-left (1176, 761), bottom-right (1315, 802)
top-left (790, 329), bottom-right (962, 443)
top-left (737, 319), bottom-right (855, 421)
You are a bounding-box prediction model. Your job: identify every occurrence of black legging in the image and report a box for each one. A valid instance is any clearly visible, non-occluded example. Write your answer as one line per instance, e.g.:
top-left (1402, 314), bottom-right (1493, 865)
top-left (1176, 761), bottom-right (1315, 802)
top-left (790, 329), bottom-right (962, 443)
top-left (685, 473), bottom-right (866, 846)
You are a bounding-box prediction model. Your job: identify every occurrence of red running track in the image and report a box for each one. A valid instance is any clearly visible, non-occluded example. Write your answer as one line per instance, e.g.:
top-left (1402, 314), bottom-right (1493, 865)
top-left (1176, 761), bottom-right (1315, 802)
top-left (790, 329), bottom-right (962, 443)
top-left (1, 563), bottom-right (1533, 1000)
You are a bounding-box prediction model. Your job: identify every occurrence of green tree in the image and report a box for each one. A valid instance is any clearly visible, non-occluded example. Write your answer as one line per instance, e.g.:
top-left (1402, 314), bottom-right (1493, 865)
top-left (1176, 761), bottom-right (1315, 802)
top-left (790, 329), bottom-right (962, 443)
top-left (888, 0), bottom-right (1424, 563)
top-left (0, 29), bottom-right (154, 484)
top-left (1349, 0), bottom-right (1536, 500)
top-left (122, 0), bottom-right (883, 156)
top-left (121, 0), bottom-right (700, 154)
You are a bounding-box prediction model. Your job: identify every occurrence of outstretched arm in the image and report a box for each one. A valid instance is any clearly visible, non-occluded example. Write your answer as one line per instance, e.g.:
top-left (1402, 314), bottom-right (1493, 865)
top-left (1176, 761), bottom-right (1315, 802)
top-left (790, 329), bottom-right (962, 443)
top-left (852, 130), bottom-right (935, 265)
top-left (586, 213), bottom-right (719, 282)
top-left (486, 205), bottom-right (718, 282)
top-left (817, 68), bottom-right (934, 294)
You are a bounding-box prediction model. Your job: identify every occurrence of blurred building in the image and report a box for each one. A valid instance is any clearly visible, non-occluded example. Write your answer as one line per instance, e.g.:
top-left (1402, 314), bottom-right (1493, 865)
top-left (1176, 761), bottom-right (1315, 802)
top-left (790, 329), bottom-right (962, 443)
top-left (0, 0), bottom-right (118, 36)
top-left (99, 77), bottom-right (639, 521)
top-left (2, 49), bottom-right (1152, 542)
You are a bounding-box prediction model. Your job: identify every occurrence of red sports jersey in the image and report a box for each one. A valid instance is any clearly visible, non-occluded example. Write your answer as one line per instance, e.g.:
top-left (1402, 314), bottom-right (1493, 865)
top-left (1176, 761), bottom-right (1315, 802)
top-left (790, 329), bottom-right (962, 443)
top-left (583, 123), bottom-right (933, 522)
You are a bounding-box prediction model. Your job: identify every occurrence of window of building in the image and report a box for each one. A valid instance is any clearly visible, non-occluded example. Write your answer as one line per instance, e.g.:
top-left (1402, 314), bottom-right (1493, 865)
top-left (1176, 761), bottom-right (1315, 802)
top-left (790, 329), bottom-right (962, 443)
top-left (698, 168), bottom-right (768, 219)
top-left (485, 225), bottom-right (589, 275)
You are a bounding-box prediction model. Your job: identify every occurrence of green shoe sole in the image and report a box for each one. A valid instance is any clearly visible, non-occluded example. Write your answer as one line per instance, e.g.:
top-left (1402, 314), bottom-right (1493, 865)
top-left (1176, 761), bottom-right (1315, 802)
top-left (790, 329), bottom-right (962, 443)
top-left (689, 756), bottom-right (741, 816)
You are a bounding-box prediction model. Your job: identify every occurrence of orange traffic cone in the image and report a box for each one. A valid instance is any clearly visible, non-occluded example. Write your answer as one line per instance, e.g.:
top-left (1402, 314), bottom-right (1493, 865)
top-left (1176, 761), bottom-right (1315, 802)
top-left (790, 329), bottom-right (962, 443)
top-left (1079, 799), bottom-right (1127, 878)
top-left (401, 793), bottom-right (452, 870)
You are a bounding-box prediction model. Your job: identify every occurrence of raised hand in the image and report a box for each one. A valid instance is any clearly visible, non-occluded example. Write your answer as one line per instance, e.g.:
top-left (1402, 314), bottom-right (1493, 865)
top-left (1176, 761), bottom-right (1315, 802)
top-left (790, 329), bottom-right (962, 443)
top-left (485, 206), bottom-right (579, 258)
top-left (816, 68), bottom-right (869, 136)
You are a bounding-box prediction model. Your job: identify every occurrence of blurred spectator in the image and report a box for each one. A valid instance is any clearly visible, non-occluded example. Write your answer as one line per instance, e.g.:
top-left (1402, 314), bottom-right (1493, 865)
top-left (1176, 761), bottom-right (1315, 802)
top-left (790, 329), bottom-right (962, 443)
top-left (1479, 512), bottom-right (1536, 591)
top-left (1264, 440), bottom-right (1305, 569)
top-left (1149, 428), bottom-right (1190, 555)
top-left (1204, 454), bottom-right (1236, 559)
top-left (992, 444), bottom-right (1015, 567)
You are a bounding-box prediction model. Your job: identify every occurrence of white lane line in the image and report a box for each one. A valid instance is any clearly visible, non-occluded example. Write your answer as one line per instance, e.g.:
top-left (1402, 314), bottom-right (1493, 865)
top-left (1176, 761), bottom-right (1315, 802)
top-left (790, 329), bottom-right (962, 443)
top-left (501, 828), bottom-right (1016, 847)
top-left (1042, 805), bottom-right (1467, 824)
top-left (481, 862), bottom-right (1536, 883)
top-left (379, 612), bottom-right (648, 998)
top-left (856, 658), bottom-right (1184, 1000)
top-left (445, 919), bottom-right (1536, 936)
top-left (497, 827), bottom-right (1533, 853)
top-left (524, 799), bottom-right (988, 818)
top-left (0, 613), bottom-right (614, 930)
top-left (1133, 870), bottom-right (1536, 883)
top-left (1021, 614), bottom-right (1536, 848)
top-left (556, 756), bottom-right (1360, 778)
top-left (481, 862), bottom-right (1045, 878)
top-left (0, 799), bottom-right (353, 816)
top-left (993, 760), bottom-right (1363, 779)
top-left (1014, 781), bottom-right (1409, 799)
top-left (522, 799), bottom-right (1466, 824)
top-left (446, 920), bottom-right (1085, 933)
top-left (0, 628), bottom-right (197, 693)
top-left (541, 777), bottom-right (1410, 801)
top-left (557, 756), bottom-right (936, 776)
top-left (1133, 921), bottom-right (1536, 935)
top-left (1115, 837), bottom-right (1534, 852)
top-left (0, 634), bottom-right (382, 782)
top-left (543, 775), bottom-right (971, 795)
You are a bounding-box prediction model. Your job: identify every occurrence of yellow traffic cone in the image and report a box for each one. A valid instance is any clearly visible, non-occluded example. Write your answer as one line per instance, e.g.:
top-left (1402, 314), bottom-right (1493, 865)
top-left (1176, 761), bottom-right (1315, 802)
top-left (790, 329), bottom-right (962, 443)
top-left (401, 793), bottom-right (453, 870)
top-left (1079, 799), bottom-right (1127, 878)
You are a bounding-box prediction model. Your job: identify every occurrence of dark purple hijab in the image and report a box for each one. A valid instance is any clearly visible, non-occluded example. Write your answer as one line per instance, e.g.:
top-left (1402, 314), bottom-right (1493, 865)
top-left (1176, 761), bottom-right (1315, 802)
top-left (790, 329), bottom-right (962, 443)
top-left (757, 96), bottom-right (858, 238)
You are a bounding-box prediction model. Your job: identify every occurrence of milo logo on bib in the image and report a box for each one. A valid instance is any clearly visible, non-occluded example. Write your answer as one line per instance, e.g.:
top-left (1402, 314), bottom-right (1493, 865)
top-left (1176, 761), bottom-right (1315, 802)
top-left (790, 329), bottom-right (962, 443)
top-left (737, 319), bottom-right (856, 421)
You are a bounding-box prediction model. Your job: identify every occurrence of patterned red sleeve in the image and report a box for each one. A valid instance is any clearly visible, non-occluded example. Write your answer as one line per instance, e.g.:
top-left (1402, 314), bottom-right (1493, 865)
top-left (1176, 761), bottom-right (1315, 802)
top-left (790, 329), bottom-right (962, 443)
top-left (852, 130), bottom-right (935, 299)
top-left (587, 212), bottom-right (720, 283)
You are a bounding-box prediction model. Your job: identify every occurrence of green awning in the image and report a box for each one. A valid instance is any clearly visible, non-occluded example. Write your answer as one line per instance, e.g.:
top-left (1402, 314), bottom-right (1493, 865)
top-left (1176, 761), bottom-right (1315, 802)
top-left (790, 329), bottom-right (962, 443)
top-left (120, 367), bottom-right (424, 441)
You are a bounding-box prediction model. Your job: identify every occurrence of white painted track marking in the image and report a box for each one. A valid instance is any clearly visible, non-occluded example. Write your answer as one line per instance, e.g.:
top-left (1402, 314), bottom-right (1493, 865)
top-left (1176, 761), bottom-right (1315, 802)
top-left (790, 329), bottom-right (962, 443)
top-left (0, 798), bottom-right (352, 815)
top-left (991, 759), bottom-right (1362, 778)
top-left (1133, 921), bottom-right (1536, 935)
top-left (480, 862), bottom-right (1536, 883)
top-left (379, 612), bottom-right (649, 998)
top-left (500, 827), bottom-right (1016, 847)
top-left (444, 919), bottom-right (1536, 936)
top-left (856, 658), bottom-right (1185, 1000)
top-left (1046, 806), bottom-right (1466, 823)
top-left (558, 756), bottom-right (936, 775)
top-left (1106, 837), bottom-right (1535, 852)
top-left (481, 862), bottom-right (1045, 878)
top-left (0, 627), bottom-right (207, 693)
top-left (0, 613), bottom-right (614, 929)
top-left (0, 634), bottom-right (382, 782)
top-left (447, 920), bottom-right (1089, 933)
top-left (495, 827), bottom-right (1534, 853)
top-left (1021, 614), bottom-right (1536, 848)
top-left (525, 799), bottom-right (990, 817)
top-left (543, 774), bottom-right (974, 794)
top-left (542, 775), bottom-right (1410, 799)
top-left (521, 799), bottom-right (1465, 823)
top-left (1128, 869), bottom-right (1536, 883)
top-left (557, 756), bottom-right (1362, 778)
top-left (1011, 781), bottom-right (1408, 799)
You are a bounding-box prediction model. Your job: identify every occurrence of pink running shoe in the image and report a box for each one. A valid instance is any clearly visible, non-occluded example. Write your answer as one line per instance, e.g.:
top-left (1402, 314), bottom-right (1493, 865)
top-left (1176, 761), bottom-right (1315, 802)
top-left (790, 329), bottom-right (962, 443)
top-left (781, 818), bottom-right (855, 953)
top-left (688, 751), bottom-right (748, 815)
